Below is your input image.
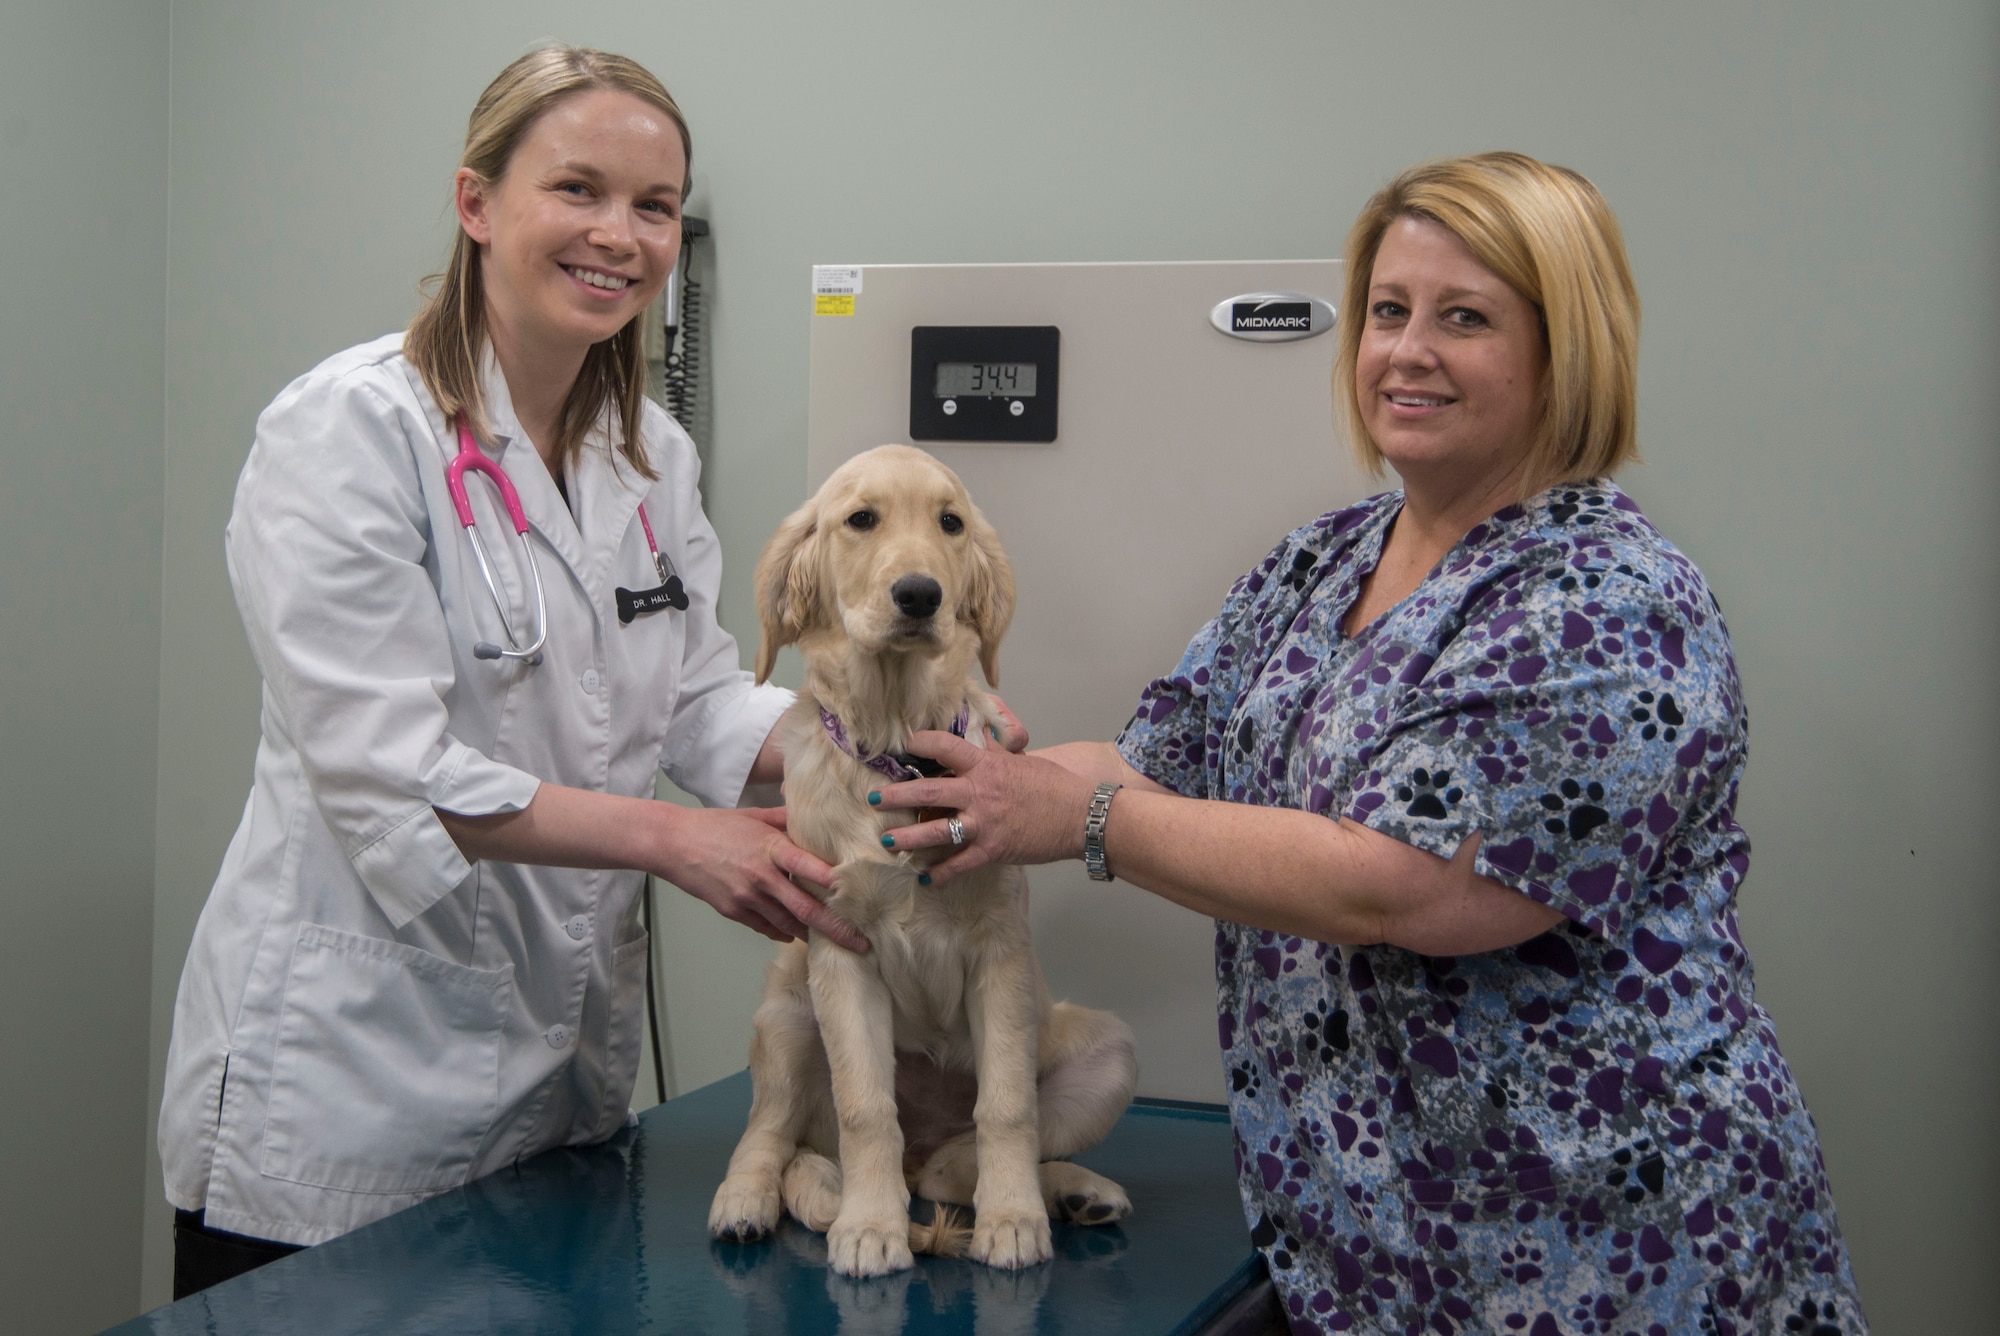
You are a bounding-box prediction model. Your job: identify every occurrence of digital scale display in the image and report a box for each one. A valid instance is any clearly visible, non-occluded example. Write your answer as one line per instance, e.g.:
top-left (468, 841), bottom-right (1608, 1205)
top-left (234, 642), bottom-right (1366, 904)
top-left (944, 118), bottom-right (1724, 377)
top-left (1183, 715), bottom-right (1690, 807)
top-left (934, 362), bottom-right (1039, 398)
top-left (910, 326), bottom-right (1060, 443)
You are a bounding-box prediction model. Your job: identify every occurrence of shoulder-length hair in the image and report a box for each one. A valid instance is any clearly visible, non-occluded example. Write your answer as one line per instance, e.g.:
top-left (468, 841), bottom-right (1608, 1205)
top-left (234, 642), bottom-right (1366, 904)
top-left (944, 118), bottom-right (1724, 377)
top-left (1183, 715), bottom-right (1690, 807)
top-left (1334, 152), bottom-right (1641, 499)
top-left (405, 46), bottom-right (690, 480)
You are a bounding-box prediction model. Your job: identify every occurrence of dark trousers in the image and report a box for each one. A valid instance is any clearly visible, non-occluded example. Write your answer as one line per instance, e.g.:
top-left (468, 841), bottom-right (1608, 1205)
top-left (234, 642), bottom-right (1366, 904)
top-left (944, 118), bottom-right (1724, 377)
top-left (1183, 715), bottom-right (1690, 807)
top-left (173, 1208), bottom-right (305, 1301)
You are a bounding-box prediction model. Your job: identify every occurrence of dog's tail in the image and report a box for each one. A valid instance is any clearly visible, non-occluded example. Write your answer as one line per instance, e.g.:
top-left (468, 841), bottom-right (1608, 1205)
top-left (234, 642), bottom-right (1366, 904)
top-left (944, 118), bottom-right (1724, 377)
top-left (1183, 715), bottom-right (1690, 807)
top-left (908, 1201), bottom-right (972, 1258)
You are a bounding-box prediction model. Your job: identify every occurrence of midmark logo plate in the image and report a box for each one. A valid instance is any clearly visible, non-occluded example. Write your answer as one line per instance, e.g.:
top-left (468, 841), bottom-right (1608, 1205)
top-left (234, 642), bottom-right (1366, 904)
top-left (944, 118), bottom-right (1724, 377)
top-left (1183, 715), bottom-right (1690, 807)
top-left (1210, 292), bottom-right (1335, 342)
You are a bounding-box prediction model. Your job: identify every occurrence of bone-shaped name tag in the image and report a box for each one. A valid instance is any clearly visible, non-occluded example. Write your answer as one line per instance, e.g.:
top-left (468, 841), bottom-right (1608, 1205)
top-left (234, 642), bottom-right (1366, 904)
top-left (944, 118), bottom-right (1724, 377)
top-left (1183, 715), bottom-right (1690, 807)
top-left (616, 577), bottom-right (688, 623)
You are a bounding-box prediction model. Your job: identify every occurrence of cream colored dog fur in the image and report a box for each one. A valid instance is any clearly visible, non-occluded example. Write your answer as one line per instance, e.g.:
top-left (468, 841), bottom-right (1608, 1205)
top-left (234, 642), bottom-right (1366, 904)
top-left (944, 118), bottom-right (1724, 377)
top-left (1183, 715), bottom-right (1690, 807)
top-left (707, 445), bottom-right (1138, 1276)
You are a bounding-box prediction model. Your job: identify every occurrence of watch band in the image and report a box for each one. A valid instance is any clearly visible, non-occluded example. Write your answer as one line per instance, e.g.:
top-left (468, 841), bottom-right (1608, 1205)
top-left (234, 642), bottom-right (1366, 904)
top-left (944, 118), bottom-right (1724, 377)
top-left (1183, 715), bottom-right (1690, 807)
top-left (1083, 781), bottom-right (1122, 882)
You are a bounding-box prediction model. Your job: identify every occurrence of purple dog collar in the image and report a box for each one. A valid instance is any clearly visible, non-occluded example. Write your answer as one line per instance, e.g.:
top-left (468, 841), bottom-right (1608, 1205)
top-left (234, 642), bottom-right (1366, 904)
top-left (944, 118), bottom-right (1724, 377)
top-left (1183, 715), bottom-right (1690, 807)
top-left (819, 701), bottom-right (973, 783)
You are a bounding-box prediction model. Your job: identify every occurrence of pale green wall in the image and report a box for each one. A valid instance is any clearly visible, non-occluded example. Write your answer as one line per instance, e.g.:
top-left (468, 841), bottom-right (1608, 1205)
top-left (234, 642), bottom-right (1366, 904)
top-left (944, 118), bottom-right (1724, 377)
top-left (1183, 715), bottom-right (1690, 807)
top-left (0, 1), bottom-right (1976, 1330)
top-left (0, 1), bottom-right (167, 1331)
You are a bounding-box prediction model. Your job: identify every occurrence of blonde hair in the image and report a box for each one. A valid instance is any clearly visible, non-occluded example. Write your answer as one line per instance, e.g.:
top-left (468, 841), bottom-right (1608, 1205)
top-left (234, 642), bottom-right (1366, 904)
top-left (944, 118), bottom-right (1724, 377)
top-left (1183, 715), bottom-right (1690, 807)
top-left (405, 46), bottom-right (690, 480)
top-left (1334, 152), bottom-right (1641, 498)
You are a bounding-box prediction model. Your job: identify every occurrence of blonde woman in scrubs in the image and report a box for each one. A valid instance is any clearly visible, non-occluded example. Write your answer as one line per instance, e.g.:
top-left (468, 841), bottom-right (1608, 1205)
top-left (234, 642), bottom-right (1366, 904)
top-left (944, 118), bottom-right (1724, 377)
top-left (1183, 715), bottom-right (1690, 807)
top-left (157, 46), bottom-right (865, 1298)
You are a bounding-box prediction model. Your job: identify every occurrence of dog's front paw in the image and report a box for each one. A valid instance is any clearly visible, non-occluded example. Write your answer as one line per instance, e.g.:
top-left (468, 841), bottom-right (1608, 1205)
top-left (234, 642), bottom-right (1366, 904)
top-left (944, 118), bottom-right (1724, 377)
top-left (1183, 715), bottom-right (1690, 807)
top-left (709, 1175), bottom-right (782, 1243)
top-left (970, 1209), bottom-right (1052, 1270)
top-left (827, 1213), bottom-right (914, 1277)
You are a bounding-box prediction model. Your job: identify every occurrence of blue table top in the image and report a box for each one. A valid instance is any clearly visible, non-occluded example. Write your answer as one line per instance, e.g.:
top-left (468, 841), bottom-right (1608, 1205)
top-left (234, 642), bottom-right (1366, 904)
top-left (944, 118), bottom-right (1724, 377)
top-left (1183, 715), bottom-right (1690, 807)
top-left (113, 1072), bottom-right (1259, 1335)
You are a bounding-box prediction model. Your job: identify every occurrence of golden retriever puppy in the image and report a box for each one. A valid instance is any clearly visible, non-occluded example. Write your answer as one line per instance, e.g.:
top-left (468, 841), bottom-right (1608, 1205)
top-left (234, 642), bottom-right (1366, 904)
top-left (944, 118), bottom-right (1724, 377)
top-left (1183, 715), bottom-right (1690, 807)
top-left (708, 445), bottom-right (1138, 1277)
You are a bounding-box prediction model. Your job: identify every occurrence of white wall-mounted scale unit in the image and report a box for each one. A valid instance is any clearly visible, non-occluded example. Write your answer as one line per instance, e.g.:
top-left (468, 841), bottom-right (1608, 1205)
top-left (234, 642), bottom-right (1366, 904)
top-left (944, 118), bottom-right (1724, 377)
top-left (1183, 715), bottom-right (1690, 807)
top-left (806, 261), bottom-right (1375, 1102)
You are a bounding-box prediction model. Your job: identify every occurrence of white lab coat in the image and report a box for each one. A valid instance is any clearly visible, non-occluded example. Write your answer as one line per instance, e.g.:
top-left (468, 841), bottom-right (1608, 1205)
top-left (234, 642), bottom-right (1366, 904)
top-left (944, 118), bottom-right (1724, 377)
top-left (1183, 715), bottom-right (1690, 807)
top-left (159, 333), bottom-right (789, 1245)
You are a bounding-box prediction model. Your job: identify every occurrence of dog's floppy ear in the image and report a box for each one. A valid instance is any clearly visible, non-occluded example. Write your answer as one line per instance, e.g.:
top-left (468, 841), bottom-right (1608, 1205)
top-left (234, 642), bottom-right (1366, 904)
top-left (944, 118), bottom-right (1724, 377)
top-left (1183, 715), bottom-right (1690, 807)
top-left (960, 502), bottom-right (1015, 687)
top-left (753, 499), bottom-right (825, 683)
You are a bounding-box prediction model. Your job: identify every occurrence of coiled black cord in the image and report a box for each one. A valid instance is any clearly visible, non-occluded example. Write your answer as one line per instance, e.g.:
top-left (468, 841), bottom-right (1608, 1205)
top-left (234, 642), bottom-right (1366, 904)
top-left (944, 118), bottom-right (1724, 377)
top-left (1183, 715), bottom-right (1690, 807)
top-left (662, 234), bottom-right (704, 432)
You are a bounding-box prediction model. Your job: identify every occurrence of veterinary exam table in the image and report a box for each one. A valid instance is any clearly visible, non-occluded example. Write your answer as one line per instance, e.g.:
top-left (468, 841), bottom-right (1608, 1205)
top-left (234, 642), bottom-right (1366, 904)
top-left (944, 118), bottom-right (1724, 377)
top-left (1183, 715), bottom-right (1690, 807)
top-left (109, 1071), bottom-right (1275, 1335)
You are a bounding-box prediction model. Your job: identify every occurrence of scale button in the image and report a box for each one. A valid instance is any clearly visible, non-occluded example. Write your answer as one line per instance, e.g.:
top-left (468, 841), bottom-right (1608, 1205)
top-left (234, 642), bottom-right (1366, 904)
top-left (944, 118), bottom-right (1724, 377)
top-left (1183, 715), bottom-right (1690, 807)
top-left (1009, 400), bottom-right (1025, 416)
top-left (942, 399), bottom-right (958, 416)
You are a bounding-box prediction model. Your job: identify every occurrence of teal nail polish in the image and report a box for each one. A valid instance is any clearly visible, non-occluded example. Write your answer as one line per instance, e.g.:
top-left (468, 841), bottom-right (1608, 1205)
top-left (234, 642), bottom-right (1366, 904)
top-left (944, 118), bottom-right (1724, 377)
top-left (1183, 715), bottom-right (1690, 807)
top-left (880, 834), bottom-right (895, 848)
top-left (917, 873), bottom-right (931, 886)
top-left (867, 791), bottom-right (882, 806)
top-left (989, 725), bottom-right (1000, 739)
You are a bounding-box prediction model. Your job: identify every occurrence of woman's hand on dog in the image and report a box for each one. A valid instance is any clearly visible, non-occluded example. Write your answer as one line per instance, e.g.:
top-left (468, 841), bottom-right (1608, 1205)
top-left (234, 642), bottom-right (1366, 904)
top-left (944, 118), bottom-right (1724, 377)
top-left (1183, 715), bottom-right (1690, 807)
top-left (655, 806), bottom-right (870, 952)
top-left (871, 731), bottom-right (1096, 883)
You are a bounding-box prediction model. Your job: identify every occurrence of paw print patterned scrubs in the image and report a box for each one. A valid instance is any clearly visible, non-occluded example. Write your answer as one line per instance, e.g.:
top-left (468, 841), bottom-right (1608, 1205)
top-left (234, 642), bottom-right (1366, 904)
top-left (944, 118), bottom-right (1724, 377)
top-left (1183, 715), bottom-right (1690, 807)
top-left (1117, 482), bottom-right (1865, 1336)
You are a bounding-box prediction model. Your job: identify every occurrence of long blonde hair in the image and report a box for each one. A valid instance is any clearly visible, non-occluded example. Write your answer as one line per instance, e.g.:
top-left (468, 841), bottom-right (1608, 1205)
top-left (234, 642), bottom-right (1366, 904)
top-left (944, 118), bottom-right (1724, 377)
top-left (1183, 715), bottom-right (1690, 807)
top-left (405, 46), bottom-right (690, 479)
top-left (1334, 152), bottom-right (1641, 499)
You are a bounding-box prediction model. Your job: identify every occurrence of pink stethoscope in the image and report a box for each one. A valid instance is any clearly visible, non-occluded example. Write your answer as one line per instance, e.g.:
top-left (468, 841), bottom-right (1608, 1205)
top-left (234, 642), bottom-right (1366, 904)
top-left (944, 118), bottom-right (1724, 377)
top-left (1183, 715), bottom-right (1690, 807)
top-left (446, 416), bottom-right (685, 666)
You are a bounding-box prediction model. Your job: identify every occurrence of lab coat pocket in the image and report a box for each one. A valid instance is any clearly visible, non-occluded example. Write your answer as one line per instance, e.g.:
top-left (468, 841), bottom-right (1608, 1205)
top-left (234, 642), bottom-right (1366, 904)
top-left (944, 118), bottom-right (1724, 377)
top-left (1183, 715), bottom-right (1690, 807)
top-left (260, 922), bottom-right (513, 1195)
top-left (590, 930), bottom-right (652, 1141)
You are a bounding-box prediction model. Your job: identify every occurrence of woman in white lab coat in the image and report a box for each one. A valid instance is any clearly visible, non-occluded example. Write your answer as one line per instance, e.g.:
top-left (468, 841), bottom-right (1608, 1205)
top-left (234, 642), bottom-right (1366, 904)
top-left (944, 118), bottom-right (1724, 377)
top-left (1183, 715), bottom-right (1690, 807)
top-left (157, 47), bottom-right (864, 1298)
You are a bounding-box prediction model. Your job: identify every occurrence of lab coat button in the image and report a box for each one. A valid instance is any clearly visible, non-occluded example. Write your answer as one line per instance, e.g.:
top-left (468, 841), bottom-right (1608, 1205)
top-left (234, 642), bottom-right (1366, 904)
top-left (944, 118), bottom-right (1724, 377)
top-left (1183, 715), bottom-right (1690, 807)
top-left (581, 668), bottom-right (601, 695)
top-left (564, 914), bottom-right (589, 941)
top-left (545, 1024), bottom-right (572, 1049)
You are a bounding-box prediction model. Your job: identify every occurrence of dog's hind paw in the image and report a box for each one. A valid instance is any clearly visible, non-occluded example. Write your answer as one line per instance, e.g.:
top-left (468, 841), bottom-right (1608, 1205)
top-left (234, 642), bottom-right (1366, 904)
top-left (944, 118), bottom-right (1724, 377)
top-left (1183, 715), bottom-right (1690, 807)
top-left (970, 1209), bottom-right (1053, 1270)
top-left (709, 1176), bottom-right (782, 1243)
top-left (827, 1215), bottom-right (915, 1277)
top-left (1041, 1161), bottom-right (1131, 1227)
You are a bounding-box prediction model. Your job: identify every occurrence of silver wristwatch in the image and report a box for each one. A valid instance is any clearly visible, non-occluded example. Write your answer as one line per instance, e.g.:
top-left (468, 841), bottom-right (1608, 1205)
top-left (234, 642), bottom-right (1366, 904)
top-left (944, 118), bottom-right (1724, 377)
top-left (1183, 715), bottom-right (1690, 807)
top-left (1083, 781), bottom-right (1122, 882)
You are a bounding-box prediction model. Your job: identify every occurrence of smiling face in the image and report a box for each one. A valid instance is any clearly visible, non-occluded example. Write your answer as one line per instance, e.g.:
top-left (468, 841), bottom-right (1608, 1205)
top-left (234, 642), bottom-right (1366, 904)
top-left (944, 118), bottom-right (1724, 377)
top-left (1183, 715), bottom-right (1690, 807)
top-left (456, 88), bottom-right (685, 369)
top-left (1357, 215), bottom-right (1549, 496)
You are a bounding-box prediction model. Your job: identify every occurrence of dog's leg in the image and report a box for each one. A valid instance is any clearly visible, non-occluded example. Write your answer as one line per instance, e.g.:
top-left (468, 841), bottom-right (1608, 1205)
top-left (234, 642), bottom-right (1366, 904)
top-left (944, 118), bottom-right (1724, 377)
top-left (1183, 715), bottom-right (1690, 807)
top-left (911, 1130), bottom-right (977, 1205)
top-left (1034, 1001), bottom-right (1139, 1226)
top-left (782, 1148), bottom-right (843, 1232)
top-left (809, 928), bottom-right (914, 1277)
top-left (710, 947), bottom-right (824, 1243)
top-left (914, 1002), bottom-right (1139, 1226)
top-left (964, 934), bottom-right (1054, 1269)
top-left (1035, 1002), bottom-right (1139, 1158)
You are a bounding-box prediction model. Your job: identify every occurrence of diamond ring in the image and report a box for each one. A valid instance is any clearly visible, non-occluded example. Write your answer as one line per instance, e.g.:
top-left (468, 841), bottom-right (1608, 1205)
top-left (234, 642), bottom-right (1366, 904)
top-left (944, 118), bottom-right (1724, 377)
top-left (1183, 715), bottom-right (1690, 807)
top-left (946, 816), bottom-right (967, 847)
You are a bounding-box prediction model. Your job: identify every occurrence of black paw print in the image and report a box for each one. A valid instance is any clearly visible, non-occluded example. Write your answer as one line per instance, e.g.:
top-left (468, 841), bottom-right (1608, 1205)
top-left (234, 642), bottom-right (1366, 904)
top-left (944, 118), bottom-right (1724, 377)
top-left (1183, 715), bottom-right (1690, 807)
top-left (1248, 1213), bottom-right (1301, 1271)
top-left (1630, 690), bottom-right (1684, 742)
top-left (1783, 1297), bottom-right (1847, 1335)
top-left (1547, 488), bottom-right (1612, 528)
top-left (1604, 1138), bottom-right (1664, 1204)
top-left (1555, 567), bottom-right (1608, 593)
top-left (1399, 767), bottom-right (1463, 819)
top-left (1278, 547), bottom-right (1319, 592)
top-left (1539, 778), bottom-right (1610, 839)
top-left (1228, 1061), bottom-right (1263, 1098)
top-left (1681, 1040), bottom-right (1730, 1082)
top-left (1299, 1000), bottom-right (1350, 1060)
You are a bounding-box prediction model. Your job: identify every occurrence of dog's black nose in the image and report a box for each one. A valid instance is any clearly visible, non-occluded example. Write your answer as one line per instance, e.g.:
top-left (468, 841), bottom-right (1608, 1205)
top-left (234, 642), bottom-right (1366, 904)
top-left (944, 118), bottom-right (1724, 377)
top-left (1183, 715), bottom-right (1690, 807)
top-left (891, 575), bottom-right (943, 620)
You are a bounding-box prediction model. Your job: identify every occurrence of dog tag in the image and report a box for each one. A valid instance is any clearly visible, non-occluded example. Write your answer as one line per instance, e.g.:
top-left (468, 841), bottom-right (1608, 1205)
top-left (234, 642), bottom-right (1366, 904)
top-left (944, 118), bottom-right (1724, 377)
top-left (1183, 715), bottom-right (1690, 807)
top-left (616, 577), bottom-right (687, 623)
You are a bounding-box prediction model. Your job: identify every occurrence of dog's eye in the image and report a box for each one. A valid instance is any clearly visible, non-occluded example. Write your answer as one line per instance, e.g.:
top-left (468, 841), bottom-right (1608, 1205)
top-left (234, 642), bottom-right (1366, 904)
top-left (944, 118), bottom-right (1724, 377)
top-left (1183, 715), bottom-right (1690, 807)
top-left (846, 510), bottom-right (877, 531)
top-left (939, 512), bottom-right (964, 535)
